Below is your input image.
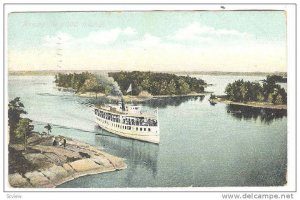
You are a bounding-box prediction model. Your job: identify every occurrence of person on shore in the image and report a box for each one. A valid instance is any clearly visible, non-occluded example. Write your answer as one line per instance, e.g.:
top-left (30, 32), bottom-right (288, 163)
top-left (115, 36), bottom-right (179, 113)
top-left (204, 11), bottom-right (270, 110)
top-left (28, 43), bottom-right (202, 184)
top-left (52, 137), bottom-right (57, 146)
top-left (63, 138), bottom-right (66, 148)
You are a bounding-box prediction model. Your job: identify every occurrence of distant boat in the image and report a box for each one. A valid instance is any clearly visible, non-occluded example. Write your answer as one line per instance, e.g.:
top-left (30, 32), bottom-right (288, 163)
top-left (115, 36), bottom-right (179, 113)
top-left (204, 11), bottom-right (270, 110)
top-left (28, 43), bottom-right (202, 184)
top-left (208, 97), bottom-right (217, 105)
top-left (209, 99), bottom-right (217, 105)
top-left (94, 100), bottom-right (160, 144)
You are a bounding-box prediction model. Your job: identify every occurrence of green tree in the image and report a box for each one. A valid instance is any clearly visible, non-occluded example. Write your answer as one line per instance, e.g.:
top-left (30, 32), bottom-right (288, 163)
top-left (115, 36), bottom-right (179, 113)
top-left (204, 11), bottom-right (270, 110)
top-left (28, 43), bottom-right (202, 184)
top-left (225, 80), bottom-right (245, 102)
top-left (240, 82), bottom-right (248, 102)
top-left (159, 80), bottom-right (169, 95)
top-left (44, 123), bottom-right (52, 135)
top-left (273, 87), bottom-right (287, 104)
top-left (80, 76), bottom-right (102, 98)
top-left (278, 87), bottom-right (287, 104)
top-left (141, 79), bottom-right (151, 91)
top-left (15, 118), bottom-right (34, 150)
top-left (267, 93), bottom-right (274, 103)
top-left (250, 82), bottom-right (263, 102)
top-left (177, 79), bottom-right (191, 95)
top-left (274, 94), bottom-right (284, 104)
top-left (166, 79), bottom-right (176, 95)
top-left (8, 97), bottom-right (27, 143)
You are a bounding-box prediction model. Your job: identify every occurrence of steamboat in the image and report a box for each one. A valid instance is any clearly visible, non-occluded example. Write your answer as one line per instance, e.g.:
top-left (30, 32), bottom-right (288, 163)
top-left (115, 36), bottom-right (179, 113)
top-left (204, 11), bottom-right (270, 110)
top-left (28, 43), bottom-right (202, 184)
top-left (94, 101), bottom-right (159, 144)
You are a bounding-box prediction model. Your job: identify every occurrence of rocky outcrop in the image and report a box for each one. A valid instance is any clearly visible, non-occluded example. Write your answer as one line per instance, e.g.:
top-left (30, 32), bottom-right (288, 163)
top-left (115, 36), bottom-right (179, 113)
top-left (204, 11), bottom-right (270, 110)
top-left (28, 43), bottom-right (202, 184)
top-left (9, 173), bottom-right (32, 188)
top-left (8, 134), bottom-right (127, 188)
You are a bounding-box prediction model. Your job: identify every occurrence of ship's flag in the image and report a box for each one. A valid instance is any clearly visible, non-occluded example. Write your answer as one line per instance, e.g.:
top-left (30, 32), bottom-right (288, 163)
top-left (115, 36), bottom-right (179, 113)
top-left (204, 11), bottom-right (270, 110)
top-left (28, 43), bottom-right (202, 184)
top-left (126, 84), bottom-right (132, 93)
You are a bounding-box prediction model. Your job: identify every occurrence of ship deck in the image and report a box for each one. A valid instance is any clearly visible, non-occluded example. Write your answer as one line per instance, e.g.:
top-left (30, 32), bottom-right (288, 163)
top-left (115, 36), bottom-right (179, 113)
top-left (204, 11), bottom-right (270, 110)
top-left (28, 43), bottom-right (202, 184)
top-left (95, 105), bottom-right (157, 119)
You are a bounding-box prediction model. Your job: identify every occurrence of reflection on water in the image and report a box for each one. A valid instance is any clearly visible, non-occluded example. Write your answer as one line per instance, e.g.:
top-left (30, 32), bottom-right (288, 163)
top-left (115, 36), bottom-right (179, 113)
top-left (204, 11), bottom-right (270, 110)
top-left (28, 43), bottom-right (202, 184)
top-left (86, 95), bottom-right (205, 109)
top-left (226, 104), bottom-right (287, 124)
top-left (142, 95), bottom-right (204, 108)
top-left (94, 127), bottom-right (159, 182)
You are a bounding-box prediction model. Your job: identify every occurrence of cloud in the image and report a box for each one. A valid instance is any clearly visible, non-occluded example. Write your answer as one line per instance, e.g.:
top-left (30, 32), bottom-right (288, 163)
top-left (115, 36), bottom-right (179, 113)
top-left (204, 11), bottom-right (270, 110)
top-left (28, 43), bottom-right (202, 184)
top-left (85, 27), bottom-right (137, 45)
top-left (171, 22), bottom-right (252, 42)
top-left (130, 33), bottom-right (161, 48)
top-left (122, 27), bottom-right (137, 36)
top-left (15, 23), bottom-right (284, 72)
top-left (43, 27), bottom-right (137, 48)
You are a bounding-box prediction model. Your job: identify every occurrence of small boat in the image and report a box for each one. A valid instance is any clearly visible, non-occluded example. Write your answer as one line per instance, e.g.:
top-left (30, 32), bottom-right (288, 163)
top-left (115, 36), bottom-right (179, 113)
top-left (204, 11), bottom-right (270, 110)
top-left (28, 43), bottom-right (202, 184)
top-left (209, 100), bottom-right (217, 105)
top-left (208, 98), bottom-right (217, 105)
top-left (94, 100), bottom-right (160, 144)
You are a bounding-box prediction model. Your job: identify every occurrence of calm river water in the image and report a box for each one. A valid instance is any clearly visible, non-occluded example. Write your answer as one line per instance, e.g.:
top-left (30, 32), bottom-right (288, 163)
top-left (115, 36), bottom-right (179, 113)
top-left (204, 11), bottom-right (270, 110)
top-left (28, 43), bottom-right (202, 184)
top-left (8, 75), bottom-right (287, 187)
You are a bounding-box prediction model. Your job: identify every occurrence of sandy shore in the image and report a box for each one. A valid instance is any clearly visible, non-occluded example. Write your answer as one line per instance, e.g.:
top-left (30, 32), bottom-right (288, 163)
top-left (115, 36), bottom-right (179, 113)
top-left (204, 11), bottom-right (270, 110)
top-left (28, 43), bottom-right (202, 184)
top-left (212, 98), bottom-right (287, 110)
top-left (8, 133), bottom-right (126, 188)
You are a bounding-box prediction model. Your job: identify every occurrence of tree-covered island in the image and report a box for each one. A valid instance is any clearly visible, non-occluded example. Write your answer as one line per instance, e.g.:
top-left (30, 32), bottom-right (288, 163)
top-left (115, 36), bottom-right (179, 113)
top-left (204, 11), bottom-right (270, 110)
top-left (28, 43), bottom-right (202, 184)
top-left (108, 71), bottom-right (207, 95)
top-left (55, 71), bottom-right (208, 98)
top-left (210, 75), bottom-right (287, 109)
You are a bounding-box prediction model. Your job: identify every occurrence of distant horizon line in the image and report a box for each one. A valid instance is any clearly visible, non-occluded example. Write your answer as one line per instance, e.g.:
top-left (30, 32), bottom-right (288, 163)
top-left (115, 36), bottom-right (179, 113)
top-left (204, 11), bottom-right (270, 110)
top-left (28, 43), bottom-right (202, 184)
top-left (8, 69), bottom-right (287, 74)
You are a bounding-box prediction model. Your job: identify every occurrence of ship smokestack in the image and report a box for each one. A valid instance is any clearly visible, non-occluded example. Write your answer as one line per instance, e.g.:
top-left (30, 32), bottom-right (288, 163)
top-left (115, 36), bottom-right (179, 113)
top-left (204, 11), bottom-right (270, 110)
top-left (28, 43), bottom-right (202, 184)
top-left (121, 98), bottom-right (126, 111)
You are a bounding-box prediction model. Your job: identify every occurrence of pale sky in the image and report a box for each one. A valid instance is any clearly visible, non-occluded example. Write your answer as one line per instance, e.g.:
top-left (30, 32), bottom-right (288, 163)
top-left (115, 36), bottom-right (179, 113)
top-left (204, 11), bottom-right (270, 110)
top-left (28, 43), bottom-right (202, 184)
top-left (8, 11), bottom-right (287, 72)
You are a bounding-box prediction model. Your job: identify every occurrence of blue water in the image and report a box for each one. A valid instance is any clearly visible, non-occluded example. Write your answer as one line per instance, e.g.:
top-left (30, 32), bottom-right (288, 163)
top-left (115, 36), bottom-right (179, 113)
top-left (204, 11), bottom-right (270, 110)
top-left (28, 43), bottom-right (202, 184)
top-left (8, 75), bottom-right (287, 187)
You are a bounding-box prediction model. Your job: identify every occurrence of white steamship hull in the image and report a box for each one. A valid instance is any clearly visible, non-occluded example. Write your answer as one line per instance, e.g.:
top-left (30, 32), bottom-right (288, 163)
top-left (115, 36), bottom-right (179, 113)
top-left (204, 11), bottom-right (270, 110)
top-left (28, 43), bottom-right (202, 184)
top-left (95, 116), bottom-right (160, 144)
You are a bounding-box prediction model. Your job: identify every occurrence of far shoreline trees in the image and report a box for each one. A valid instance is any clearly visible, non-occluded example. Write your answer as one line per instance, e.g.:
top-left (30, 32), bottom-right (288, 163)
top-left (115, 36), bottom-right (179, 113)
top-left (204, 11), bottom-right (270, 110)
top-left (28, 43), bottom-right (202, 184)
top-left (265, 75), bottom-right (287, 83)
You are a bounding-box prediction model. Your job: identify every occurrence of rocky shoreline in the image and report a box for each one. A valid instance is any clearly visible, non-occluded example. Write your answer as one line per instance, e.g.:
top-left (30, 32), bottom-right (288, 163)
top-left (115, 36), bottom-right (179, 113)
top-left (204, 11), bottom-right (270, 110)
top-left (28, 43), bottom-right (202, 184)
top-left (9, 133), bottom-right (127, 188)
